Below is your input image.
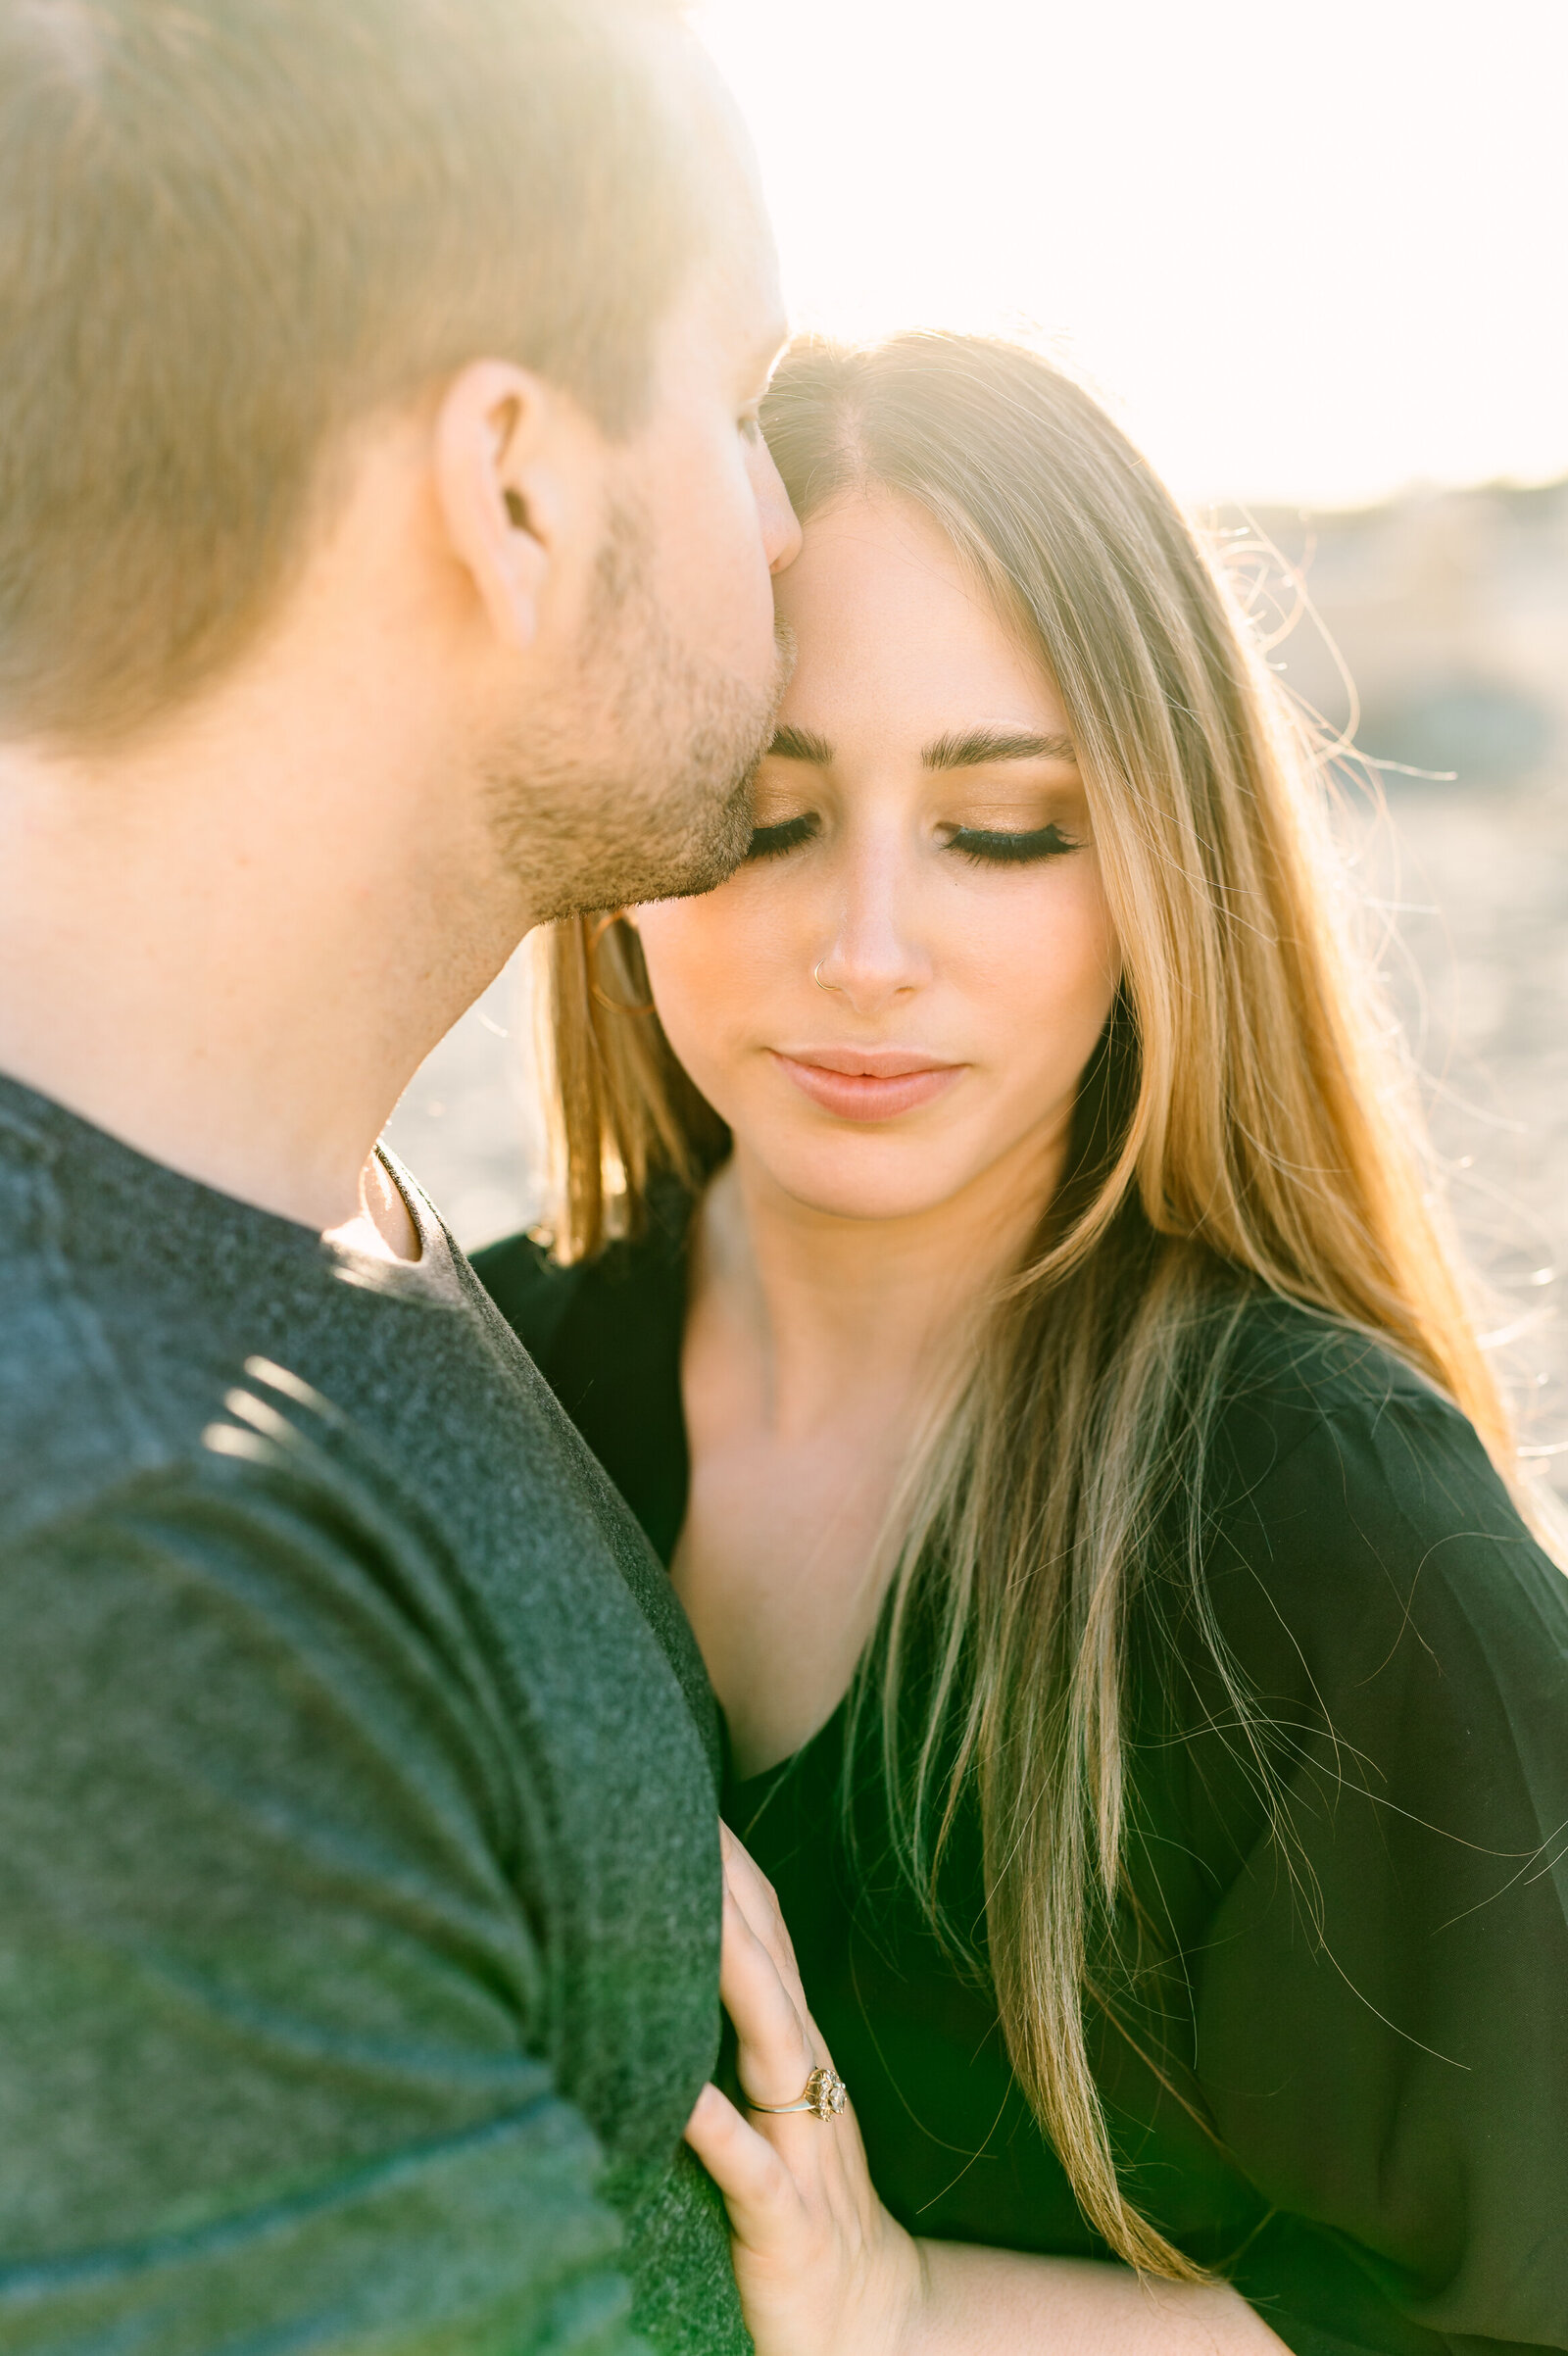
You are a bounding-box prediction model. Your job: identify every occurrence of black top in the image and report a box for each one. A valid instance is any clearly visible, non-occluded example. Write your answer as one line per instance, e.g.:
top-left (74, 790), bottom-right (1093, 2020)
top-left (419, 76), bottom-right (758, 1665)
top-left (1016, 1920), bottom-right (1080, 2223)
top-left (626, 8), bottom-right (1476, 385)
top-left (0, 1074), bottom-right (747, 2356)
top-left (477, 1197), bottom-right (1568, 2356)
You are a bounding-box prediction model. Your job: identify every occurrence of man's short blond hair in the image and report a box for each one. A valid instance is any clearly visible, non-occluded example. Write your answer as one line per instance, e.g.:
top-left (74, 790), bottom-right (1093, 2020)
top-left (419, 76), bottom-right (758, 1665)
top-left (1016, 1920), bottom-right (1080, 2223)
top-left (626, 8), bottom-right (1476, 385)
top-left (0, 0), bottom-right (701, 745)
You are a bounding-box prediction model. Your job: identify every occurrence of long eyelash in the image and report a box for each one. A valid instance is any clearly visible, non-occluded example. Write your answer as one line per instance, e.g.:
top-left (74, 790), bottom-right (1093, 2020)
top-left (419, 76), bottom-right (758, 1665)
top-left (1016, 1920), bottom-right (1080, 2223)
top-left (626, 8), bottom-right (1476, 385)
top-left (948, 822), bottom-right (1079, 867)
top-left (745, 813), bottom-right (819, 862)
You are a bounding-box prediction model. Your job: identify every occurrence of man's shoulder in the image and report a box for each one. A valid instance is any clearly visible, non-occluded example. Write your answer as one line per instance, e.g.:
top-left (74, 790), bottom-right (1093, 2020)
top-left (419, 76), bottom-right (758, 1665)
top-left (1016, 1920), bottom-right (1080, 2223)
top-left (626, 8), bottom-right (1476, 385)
top-left (0, 1097), bottom-right (185, 1543)
top-left (1, 1342), bottom-right (485, 1677)
top-left (0, 1092), bottom-right (342, 1548)
top-left (0, 1097), bottom-right (456, 1595)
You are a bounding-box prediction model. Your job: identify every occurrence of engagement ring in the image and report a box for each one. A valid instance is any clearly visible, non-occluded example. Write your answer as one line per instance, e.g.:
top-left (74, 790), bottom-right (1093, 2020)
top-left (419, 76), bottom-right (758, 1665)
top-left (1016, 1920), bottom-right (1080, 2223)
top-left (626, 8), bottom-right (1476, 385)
top-left (746, 2065), bottom-right (848, 2121)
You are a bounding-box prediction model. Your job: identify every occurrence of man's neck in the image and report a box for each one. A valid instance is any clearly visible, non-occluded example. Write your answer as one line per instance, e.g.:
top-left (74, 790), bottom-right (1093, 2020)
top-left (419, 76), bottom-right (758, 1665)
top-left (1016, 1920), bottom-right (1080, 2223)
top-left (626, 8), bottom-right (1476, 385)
top-left (0, 667), bottom-right (526, 1252)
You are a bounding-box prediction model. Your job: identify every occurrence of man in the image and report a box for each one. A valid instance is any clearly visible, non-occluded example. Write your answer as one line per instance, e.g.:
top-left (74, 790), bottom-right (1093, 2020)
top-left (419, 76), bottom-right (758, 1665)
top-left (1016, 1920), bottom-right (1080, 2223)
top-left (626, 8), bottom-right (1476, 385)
top-left (0, 1), bottom-right (799, 2347)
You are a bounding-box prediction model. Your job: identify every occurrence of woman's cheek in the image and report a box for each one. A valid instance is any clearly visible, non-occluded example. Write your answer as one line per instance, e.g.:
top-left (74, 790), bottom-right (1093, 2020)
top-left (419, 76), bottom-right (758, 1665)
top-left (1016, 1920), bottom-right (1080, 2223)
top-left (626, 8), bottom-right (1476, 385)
top-left (981, 882), bottom-right (1119, 1097)
top-left (637, 907), bottom-right (757, 1113)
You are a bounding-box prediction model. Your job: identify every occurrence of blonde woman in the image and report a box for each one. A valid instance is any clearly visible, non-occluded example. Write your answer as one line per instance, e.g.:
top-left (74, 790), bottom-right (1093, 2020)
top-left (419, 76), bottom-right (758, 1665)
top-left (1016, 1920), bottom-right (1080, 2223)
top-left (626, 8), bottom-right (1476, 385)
top-left (477, 336), bottom-right (1568, 2354)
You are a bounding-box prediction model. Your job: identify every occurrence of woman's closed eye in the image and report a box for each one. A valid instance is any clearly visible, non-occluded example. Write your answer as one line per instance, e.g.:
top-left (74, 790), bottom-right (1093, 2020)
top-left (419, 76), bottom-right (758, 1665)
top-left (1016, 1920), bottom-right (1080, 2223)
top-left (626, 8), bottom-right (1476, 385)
top-left (742, 812), bottom-right (1086, 867)
top-left (945, 821), bottom-right (1082, 866)
top-left (745, 812), bottom-right (820, 862)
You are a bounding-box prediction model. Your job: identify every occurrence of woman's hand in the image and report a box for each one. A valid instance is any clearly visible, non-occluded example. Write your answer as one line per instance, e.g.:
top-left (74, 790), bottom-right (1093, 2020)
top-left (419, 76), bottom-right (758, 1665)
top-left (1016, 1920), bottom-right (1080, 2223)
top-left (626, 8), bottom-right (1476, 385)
top-left (688, 1829), bottom-right (1294, 2356)
top-left (684, 1823), bottom-right (926, 2356)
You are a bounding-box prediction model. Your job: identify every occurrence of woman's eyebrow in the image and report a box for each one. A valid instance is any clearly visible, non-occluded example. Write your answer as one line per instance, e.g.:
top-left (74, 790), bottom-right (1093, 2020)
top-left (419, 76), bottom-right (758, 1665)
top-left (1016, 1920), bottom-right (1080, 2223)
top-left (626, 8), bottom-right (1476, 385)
top-left (763, 725), bottom-right (1078, 770)
top-left (922, 727), bottom-right (1077, 770)
top-left (766, 724), bottom-right (835, 765)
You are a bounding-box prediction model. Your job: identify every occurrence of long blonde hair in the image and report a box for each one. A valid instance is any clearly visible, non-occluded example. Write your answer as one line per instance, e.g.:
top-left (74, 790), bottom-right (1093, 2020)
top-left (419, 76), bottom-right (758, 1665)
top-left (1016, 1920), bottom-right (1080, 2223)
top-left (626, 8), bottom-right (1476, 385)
top-left (532, 334), bottom-right (1520, 2276)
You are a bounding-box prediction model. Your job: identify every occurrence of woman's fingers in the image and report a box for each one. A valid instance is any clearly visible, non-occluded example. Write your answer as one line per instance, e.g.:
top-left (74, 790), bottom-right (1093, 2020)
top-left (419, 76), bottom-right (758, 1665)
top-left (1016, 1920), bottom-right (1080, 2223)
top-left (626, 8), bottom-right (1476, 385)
top-left (720, 1834), bottom-right (842, 2074)
top-left (684, 2082), bottom-right (797, 2239)
top-left (719, 1878), bottom-right (817, 2107)
top-left (718, 1879), bottom-right (803, 2031)
top-left (718, 1826), bottom-right (844, 2087)
top-left (721, 1822), bottom-right (803, 1981)
top-left (720, 1824), bottom-right (823, 2037)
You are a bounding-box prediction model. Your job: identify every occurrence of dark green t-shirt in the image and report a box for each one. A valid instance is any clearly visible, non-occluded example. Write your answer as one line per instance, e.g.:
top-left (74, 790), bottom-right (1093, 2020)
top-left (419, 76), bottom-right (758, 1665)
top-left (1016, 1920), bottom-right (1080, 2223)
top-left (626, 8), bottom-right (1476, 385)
top-left (0, 1075), bottom-right (747, 2356)
top-left (478, 1195), bottom-right (1568, 2356)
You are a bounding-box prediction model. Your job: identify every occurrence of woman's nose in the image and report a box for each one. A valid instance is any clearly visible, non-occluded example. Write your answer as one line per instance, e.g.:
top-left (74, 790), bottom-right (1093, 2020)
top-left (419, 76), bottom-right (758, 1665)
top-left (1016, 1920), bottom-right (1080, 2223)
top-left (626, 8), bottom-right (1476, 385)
top-left (812, 859), bottom-right (931, 1014)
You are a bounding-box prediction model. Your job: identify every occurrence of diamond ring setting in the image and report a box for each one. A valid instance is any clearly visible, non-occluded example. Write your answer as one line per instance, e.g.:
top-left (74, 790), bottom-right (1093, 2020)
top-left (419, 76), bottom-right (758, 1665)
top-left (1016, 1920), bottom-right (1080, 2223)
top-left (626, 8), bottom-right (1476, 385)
top-left (746, 2065), bottom-right (849, 2121)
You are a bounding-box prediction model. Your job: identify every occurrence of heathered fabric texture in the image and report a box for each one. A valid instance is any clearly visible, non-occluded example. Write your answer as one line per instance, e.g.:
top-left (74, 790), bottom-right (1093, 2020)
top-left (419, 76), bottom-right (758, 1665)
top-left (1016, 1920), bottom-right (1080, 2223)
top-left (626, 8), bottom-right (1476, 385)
top-left (0, 1073), bottom-right (749, 2356)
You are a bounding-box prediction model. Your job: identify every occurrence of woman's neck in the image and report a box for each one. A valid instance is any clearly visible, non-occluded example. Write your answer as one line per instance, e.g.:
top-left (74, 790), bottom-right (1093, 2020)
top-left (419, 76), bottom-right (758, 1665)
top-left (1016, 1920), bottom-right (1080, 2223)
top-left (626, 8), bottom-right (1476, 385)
top-left (704, 1123), bottom-right (1065, 1442)
top-left (676, 1120), bottom-right (1071, 1777)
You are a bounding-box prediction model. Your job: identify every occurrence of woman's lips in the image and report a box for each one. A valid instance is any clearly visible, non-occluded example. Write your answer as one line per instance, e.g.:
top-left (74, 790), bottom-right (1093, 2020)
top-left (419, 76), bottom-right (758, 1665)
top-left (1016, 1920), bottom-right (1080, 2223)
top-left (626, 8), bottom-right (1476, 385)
top-left (769, 1048), bottom-right (963, 1122)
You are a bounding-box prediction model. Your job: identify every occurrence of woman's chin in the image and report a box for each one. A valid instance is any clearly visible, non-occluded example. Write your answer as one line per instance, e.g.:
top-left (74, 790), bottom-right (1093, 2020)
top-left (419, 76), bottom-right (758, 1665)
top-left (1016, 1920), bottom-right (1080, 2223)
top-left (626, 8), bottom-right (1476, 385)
top-left (742, 1136), bottom-right (986, 1227)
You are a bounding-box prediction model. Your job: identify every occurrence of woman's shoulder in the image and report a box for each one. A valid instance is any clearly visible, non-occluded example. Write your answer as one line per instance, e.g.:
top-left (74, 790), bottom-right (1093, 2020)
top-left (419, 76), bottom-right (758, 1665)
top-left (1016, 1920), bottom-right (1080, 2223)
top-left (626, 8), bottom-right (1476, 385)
top-left (471, 1187), bottom-right (695, 1566)
top-left (469, 1226), bottom-right (582, 1369)
top-left (1152, 1299), bottom-right (1568, 2346)
top-left (1207, 1289), bottom-right (1499, 1512)
top-left (1187, 1289), bottom-right (1568, 1711)
top-left (472, 1181), bottom-right (696, 1385)
top-left (1215, 1285), bottom-right (1448, 1427)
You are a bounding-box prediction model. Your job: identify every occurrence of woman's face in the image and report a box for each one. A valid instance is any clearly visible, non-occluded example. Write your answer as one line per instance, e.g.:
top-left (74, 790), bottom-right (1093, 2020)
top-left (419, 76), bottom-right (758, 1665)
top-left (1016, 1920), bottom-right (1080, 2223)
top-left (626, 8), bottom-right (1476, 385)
top-left (632, 490), bottom-right (1122, 1226)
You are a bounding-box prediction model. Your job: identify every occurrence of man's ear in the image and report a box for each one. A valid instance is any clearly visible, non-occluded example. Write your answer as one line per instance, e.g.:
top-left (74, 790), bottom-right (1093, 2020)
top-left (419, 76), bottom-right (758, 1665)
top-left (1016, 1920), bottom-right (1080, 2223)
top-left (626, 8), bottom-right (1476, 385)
top-left (433, 360), bottom-right (577, 655)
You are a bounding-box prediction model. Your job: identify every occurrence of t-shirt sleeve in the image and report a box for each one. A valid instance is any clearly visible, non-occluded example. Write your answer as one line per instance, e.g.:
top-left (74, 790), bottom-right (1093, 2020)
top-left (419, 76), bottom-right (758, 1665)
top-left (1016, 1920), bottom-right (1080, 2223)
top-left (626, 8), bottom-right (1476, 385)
top-left (1187, 1393), bottom-right (1568, 2355)
top-left (0, 1431), bottom-right (649, 2353)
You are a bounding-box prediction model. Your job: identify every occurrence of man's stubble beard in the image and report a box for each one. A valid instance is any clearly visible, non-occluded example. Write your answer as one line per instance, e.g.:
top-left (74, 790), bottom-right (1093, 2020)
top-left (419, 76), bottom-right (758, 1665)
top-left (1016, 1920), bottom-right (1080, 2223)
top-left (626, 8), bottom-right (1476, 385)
top-left (483, 495), bottom-right (794, 926)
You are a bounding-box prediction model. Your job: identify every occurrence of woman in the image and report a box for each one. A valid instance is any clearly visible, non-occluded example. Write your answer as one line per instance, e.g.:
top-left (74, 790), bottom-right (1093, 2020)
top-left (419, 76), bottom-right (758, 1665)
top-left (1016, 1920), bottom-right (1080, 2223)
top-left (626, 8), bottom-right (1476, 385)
top-left (477, 335), bottom-right (1568, 2353)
